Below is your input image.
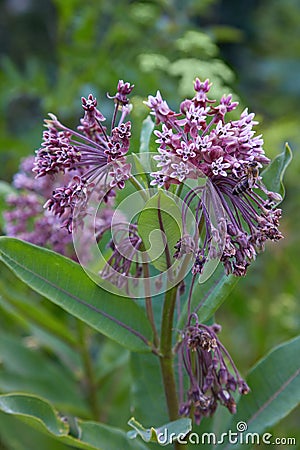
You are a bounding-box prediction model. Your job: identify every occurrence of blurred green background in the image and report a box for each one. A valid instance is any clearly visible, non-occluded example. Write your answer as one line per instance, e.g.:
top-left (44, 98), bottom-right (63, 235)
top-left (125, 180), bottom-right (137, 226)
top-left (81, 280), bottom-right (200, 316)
top-left (0, 0), bottom-right (299, 448)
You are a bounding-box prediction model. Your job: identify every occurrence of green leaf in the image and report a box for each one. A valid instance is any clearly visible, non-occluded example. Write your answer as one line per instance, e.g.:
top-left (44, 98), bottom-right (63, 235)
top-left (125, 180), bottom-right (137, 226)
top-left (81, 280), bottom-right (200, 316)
top-left (139, 115), bottom-right (154, 153)
top-left (130, 352), bottom-right (167, 425)
top-left (0, 237), bottom-right (152, 353)
top-left (74, 420), bottom-right (149, 450)
top-left (261, 143), bottom-right (292, 200)
top-left (128, 416), bottom-right (192, 446)
top-left (137, 190), bottom-right (182, 271)
top-left (0, 393), bottom-right (69, 436)
top-left (0, 412), bottom-right (71, 450)
top-left (177, 265), bottom-right (239, 329)
top-left (0, 393), bottom-right (148, 450)
top-left (221, 336), bottom-right (300, 449)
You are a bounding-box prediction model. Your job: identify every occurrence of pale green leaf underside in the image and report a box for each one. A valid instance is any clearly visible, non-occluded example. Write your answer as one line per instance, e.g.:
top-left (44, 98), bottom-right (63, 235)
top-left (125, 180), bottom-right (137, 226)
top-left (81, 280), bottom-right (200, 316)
top-left (262, 142), bottom-right (292, 200)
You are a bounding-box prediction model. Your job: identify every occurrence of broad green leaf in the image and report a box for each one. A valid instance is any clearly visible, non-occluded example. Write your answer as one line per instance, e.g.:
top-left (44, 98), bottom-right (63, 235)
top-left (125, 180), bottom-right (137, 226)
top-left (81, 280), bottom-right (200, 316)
top-left (137, 190), bottom-right (182, 271)
top-left (0, 237), bottom-right (152, 352)
top-left (0, 393), bottom-right (148, 450)
top-left (0, 393), bottom-right (69, 436)
top-left (130, 352), bottom-right (167, 426)
top-left (261, 143), bottom-right (292, 200)
top-left (219, 336), bottom-right (300, 449)
top-left (74, 420), bottom-right (149, 450)
top-left (0, 411), bottom-right (70, 450)
top-left (139, 115), bottom-right (154, 153)
top-left (128, 416), bottom-right (192, 446)
top-left (0, 411), bottom-right (71, 450)
top-left (177, 265), bottom-right (239, 329)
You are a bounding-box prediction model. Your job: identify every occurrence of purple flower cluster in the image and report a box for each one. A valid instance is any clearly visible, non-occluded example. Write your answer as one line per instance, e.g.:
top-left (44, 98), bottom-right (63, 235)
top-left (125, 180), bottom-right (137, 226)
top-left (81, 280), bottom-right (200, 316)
top-left (178, 314), bottom-right (250, 425)
top-left (33, 80), bottom-right (134, 232)
top-left (3, 156), bottom-right (75, 257)
top-left (4, 158), bottom-right (117, 261)
top-left (146, 79), bottom-right (283, 276)
top-left (100, 223), bottom-right (143, 293)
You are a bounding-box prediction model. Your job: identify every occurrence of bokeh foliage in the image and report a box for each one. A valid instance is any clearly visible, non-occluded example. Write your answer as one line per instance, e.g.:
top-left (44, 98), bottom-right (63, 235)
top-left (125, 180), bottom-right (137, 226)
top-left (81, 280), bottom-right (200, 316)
top-left (0, 0), bottom-right (299, 448)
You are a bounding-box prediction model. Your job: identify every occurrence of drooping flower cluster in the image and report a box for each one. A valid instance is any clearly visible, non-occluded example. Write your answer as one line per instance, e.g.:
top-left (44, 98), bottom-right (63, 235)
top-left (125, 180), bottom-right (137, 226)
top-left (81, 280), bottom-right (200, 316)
top-left (146, 79), bottom-right (283, 276)
top-left (100, 223), bottom-right (144, 293)
top-left (178, 313), bottom-right (250, 425)
top-left (33, 80), bottom-right (134, 232)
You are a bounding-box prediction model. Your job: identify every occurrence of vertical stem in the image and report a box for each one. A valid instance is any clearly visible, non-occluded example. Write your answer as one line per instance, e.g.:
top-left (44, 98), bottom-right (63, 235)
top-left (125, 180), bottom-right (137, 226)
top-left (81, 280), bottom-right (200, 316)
top-left (77, 321), bottom-right (101, 420)
top-left (159, 285), bottom-right (187, 450)
top-left (160, 286), bottom-right (178, 418)
top-left (142, 260), bottom-right (160, 348)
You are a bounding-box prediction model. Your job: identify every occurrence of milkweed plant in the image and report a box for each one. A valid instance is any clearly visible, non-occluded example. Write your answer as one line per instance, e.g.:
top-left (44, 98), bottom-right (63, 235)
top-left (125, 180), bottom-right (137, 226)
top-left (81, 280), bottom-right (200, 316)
top-left (0, 78), bottom-right (297, 450)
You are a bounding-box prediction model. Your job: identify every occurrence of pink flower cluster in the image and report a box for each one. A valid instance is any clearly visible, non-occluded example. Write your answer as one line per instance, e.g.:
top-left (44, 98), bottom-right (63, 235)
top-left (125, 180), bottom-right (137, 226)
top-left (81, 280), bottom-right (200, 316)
top-left (146, 79), bottom-right (283, 276)
top-left (33, 80), bottom-right (134, 232)
top-left (146, 78), bottom-right (268, 186)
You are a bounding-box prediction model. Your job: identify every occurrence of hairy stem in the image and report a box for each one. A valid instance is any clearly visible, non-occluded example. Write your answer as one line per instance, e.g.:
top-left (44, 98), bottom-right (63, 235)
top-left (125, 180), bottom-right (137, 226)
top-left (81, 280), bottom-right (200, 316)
top-left (77, 321), bottom-right (101, 420)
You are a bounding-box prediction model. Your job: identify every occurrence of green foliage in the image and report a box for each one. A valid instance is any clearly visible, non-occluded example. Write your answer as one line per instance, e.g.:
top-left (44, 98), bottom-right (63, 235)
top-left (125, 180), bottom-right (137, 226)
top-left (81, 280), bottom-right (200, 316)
top-left (177, 266), bottom-right (239, 329)
top-left (233, 336), bottom-right (300, 435)
top-left (0, 393), bottom-right (148, 450)
top-left (0, 1), bottom-right (299, 448)
top-left (137, 191), bottom-right (182, 272)
top-left (0, 331), bottom-right (88, 416)
top-left (262, 143), bottom-right (292, 201)
top-left (0, 0), bottom-right (236, 182)
top-left (128, 417), bottom-right (192, 446)
top-left (130, 353), bottom-right (167, 425)
top-left (0, 237), bottom-right (152, 352)
top-left (0, 181), bottom-right (16, 229)
top-left (139, 116), bottom-right (155, 154)
top-left (217, 336), bottom-right (300, 449)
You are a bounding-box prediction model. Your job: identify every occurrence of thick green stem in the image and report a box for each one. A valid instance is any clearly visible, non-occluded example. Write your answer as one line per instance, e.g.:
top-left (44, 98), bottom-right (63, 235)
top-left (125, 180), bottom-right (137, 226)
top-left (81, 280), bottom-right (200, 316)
top-left (77, 321), bottom-right (101, 420)
top-left (159, 285), bottom-right (187, 450)
top-left (142, 260), bottom-right (160, 348)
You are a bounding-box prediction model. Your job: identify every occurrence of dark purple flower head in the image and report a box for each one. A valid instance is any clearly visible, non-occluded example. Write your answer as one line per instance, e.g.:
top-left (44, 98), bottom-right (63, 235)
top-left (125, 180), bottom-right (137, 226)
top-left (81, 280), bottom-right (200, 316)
top-left (107, 80), bottom-right (134, 106)
top-left (147, 78), bottom-right (283, 276)
top-left (33, 81), bottom-right (134, 232)
top-left (33, 122), bottom-right (81, 178)
top-left (81, 94), bottom-right (106, 127)
top-left (178, 313), bottom-right (250, 425)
